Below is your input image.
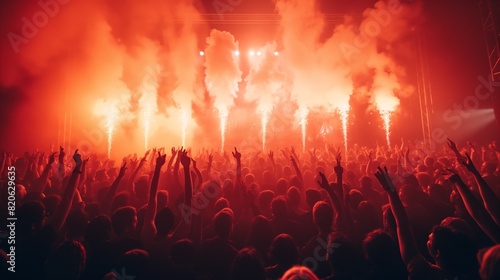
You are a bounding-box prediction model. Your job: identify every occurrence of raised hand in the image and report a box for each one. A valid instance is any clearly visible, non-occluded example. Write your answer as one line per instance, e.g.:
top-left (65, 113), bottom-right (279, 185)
top-left (374, 166), bottom-right (396, 193)
top-left (156, 151), bottom-right (167, 167)
top-left (171, 147), bottom-right (178, 157)
top-left (59, 146), bottom-right (65, 162)
top-left (442, 168), bottom-right (463, 185)
top-left (208, 154), bottom-right (213, 163)
top-left (268, 150), bottom-right (274, 160)
top-left (192, 159), bottom-right (197, 169)
top-left (118, 162), bottom-right (127, 177)
top-left (317, 172), bottom-right (331, 191)
top-left (48, 152), bottom-right (57, 165)
top-left (459, 153), bottom-right (479, 174)
top-left (232, 147), bottom-right (241, 161)
top-left (334, 152), bottom-right (343, 175)
top-left (73, 149), bottom-right (82, 166)
top-left (447, 138), bottom-right (459, 153)
top-left (180, 150), bottom-right (191, 167)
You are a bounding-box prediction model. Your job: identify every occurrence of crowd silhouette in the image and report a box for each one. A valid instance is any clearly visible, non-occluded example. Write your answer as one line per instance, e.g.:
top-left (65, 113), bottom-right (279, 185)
top-left (1, 138), bottom-right (500, 279)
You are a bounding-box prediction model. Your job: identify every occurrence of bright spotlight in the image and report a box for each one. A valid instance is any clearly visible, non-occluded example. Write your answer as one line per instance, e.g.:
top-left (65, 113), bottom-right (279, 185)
top-left (249, 50), bottom-right (255, 56)
top-left (274, 51), bottom-right (279, 56)
top-left (257, 51), bottom-right (262, 56)
top-left (234, 50), bottom-right (240, 56)
top-left (199, 51), bottom-right (204, 56)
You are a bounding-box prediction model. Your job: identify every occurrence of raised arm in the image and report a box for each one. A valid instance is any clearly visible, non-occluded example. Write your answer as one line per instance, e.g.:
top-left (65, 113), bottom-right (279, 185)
top-left (375, 166), bottom-right (419, 265)
top-left (445, 169), bottom-right (500, 243)
top-left (166, 147), bottom-right (177, 176)
top-left (268, 151), bottom-right (276, 172)
top-left (100, 162), bottom-right (127, 215)
top-left (290, 156), bottom-right (303, 188)
top-left (317, 172), bottom-right (346, 232)
top-left (180, 150), bottom-right (192, 207)
top-left (232, 147), bottom-right (242, 186)
top-left (57, 146), bottom-right (66, 181)
top-left (459, 153), bottom-right (500, 226)
top-left (142, 152), bottom-right (166, 240)
top-left (192, 159), bottom-right (203, 191)
top-left (31, 152), bottom-right (56, 193)
top-left (365, 151), bottom-right (373, 176)
top-left (173, 148), bottom-right (182, 188)
top-left (48, 150), bottom-right (82, 233)
top-left (207, 154), bottom-right (213, 177)
top-left (127, 150), bottom-right (149, 193)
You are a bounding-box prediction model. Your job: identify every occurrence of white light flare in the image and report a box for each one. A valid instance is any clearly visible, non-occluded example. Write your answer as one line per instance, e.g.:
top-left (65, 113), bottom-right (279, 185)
top-left (299, 108), bottom-right (309, 153)
top-left (105, 108), bottom-right (118, 159)
top-left (261, 110), bottom-right (271, 152)
top-left (218, 107), bottom-right (229, 151)
top-left (380, 110), bottom-right (393, 149)
top-left (338, 107), bottom-right (349, 156)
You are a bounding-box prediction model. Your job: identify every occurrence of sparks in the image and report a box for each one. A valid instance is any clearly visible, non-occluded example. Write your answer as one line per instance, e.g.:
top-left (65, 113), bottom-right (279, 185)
top-left (299, 108), bottom-right (309, 153)
top-left (380, 110), bottom-right (393, 149)
top-left (105, 108), bottom-right (118, 159)
top-left (339, 107), bottom-right (349, 155)
top-left (218, 107), bottom-right (229, 151)
top-left (261, 110), bottom-right (271, 151)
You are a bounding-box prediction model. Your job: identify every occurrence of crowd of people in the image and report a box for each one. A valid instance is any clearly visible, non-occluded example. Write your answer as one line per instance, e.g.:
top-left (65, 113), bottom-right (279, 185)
top-left (0, 138), bottom-right (500, 280)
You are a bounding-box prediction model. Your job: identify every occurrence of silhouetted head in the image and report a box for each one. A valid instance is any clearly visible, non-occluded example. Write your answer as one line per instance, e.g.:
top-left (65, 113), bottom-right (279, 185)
top-left (271, 196), bottom-right (288, 219)
top-left (157, 190), bottom-right (169, 209)
top-left (134, 176), bottom-right (149, 203)
top-left (65, 209), bottom-right (88, 239)
top-left (247, 215), bottom-right (273, 250)
top-left (312, 201), bottom-right (333, 233)
top-left (17, 201), bottom-right (45, 236)
top-left (270, 234), bottom-right (298, 267)
top-left (427, 226), bottom-right (479, 278)
top-left (230, 247), bottom-right (265, 280)
top-left (214, 197), bottom-right (230, 214)
top-left (363, 229), bottom-right (399, 266)
top-left (111, 192), bottom-right (130, 212)
top-left (116, 249), bottom-right (150, 280)
top-left (327, 233), bottom-right (361, 276)
top-left (276, 178), bottom-right (289, 195)
top-left (258, 190), bottom-right (275, 210)
top-left (281, 265), bottom-right (319, 280)
top-left (214, 208), bottom-right (234, 240)
top-left (305, 188), bottom-right (321, 210)
top-left (84, 214), bottom-right (112, 243)
top-left (286, 186), bottom-right (301, 210)
top-left (359, 176), bottom-right (372, 189)
top-left (111, 206), bottom-right (137, 236)
top-left (45, 240), bottom-right (86, 280)
top-left (479, 244), bottom-right (500, 280)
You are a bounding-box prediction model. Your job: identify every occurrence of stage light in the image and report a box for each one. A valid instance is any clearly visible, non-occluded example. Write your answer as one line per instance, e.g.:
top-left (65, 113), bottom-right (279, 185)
top-left (257, 51), bottom-right (262, 56)
top-left (274, 51), bottom-right (279, 56)
top-left (234, 50), bottom-right (240, 56)
top-left (249, 50), bottom-right (255, 56)
top-left (199, 51), bottom-right (204, 56)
